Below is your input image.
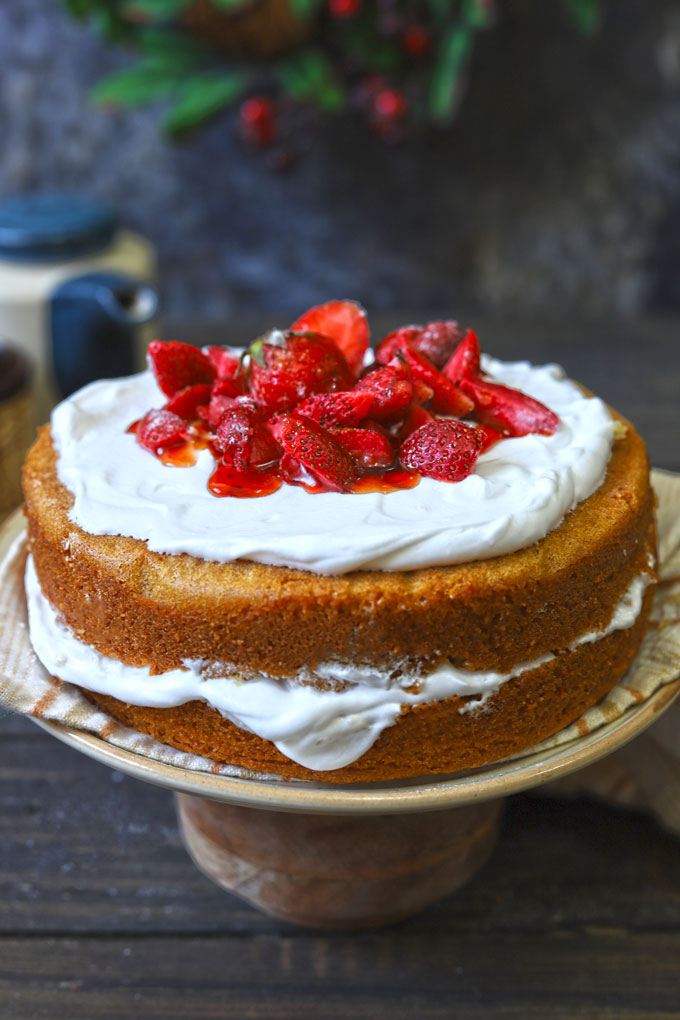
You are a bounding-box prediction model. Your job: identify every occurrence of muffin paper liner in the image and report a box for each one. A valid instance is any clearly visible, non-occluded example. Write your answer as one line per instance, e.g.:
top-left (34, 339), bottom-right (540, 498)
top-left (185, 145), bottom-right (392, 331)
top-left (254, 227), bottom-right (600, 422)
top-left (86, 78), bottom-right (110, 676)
top-left (1, 469), bottom-right (680, 829)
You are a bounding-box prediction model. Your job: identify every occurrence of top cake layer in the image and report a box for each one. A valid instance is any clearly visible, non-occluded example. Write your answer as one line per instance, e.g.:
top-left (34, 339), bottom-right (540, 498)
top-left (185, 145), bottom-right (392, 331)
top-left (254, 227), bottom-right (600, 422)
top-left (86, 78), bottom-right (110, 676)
top-left (51, 354), bottom-right (614, 575)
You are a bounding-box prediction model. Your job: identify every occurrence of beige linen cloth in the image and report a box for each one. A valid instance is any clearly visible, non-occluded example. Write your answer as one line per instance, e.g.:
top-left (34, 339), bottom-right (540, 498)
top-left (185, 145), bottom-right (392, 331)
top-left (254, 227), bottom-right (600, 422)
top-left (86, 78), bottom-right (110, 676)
top-left (1, 469), bottom-right (679, 829)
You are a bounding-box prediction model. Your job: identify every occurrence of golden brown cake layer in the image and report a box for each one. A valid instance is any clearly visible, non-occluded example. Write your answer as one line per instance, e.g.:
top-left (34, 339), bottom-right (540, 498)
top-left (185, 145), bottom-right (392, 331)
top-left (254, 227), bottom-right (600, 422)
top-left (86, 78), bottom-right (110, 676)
top-left (23, 417), bottom-right (653, 678)
top-left (77, 581), bottom-right (654, 783)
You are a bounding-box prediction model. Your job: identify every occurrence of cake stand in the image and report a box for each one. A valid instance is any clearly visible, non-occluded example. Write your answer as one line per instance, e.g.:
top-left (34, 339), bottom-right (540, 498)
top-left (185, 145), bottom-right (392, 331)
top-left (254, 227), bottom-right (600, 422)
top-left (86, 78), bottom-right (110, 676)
top-left (4, 509), bottom-right (680, 929)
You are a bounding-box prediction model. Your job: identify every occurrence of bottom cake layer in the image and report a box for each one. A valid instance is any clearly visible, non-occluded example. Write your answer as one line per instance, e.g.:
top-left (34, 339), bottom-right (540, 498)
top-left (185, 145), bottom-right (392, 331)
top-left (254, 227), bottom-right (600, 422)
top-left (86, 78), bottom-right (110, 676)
top-left (26, 551), bottom-right (656, 783)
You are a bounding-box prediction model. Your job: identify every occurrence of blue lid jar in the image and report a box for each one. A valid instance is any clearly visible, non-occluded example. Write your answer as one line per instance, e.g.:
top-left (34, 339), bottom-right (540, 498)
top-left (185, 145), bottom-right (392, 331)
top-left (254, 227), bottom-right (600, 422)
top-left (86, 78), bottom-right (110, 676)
top-left (0, 194), bottom-right (117, 263)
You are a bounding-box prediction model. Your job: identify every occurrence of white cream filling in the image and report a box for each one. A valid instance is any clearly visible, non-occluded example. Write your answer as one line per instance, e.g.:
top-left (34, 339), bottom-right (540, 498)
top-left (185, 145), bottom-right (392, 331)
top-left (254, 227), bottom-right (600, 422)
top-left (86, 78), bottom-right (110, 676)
top-left (25, 556), bottom-right (652, 772)
top-left (51, 356), bottom-right (614, 574)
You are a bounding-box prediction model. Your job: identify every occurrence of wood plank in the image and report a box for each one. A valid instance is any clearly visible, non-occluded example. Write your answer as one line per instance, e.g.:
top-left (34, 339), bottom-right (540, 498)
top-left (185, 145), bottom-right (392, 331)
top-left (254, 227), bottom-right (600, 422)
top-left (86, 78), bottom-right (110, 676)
top-left (1, 931), bottom-right (679, 1020)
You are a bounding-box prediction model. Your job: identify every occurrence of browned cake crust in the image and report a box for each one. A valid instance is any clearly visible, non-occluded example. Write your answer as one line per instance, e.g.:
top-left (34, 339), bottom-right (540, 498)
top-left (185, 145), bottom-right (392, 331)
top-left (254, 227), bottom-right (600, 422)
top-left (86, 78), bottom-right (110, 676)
top-left (24, 417), bottom-right (653, 679)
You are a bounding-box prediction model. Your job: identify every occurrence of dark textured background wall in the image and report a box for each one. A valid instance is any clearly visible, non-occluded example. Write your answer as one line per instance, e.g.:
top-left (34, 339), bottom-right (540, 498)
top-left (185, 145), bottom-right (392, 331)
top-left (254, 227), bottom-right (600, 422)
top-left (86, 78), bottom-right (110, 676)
top-left (1, 0), bottom-right (679, 320)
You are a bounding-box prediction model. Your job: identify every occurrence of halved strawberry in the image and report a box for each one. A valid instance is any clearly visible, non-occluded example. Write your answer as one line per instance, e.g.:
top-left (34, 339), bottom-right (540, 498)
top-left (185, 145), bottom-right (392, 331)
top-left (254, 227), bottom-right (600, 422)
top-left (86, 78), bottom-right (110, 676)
top-left (214, 406), bottom-right (280, 471)
top-left (375, 325), bottom-right (421, 365)
top-left (198, 394), bottom-right (257, 430)
top-left (476, 423), bottom-right (504, 453)
top-left (147, 341), bottom-right (216, 397)
top-left (164, 383), bottom-right (212, 420)
top-left (443, 329), bottom-right (481, 383)
top-left (296, 390), bottom-right (374, 427)
top-left (212, 377), bottom-right (245, 399)
top-left (416, 320), bottom-right (465, 368)
top-left (205, 346), bottom-right (241, 380)
top-left (269, 413), bottom-right (360, 492)
top-left (249, 330), bottom-right (354, 415)
top-left (399, 419), bottom-right (483, 482)
top-left (356, 360), bottom-right (412, 422)
top-left (394, 403), bottom-right (434, 442)
top-left (291, 300), bottom-right (369, 377)
top-left (460, 377), bottom-right (560, 436)
top-left (136, 409), bottom-right (188, 453)
top-left (334, 423), bottom-right (395, 470)
top-left (401, 347), bottom-right (474, 417)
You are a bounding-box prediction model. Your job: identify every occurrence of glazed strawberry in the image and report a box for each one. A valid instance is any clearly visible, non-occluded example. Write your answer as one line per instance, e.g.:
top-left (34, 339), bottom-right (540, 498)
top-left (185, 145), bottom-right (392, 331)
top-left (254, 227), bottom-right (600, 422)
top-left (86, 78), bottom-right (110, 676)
top-left (416, 320), bottom-right (465, 368)
top-left (164, 383), bottom-right (212, 420)
top-left (205, 346), bottom-right (241, 380)
top-left (296, 390), bottom-right (374, 427)
top-left (269, 414), bottom-right (360, 492)
top-left (476, 423), bottom-right (504, 453)
top-left (375, 325), bottom-right (421, 365)
top-left (334, 424), bottom-right (395, 469)
top-left (401, 347), bottom-right (474, 417)
top-left (356, 360), bottom-right (412, 421)
top-left (215, 406), bottom-right (280, 471)
top-left (394, 402), bottom-right (434, 442)
top-left (291, 300), bottom-right (369, 377)
top-left (443, 329), bottom-right (481, 383)
top-left (460, 377), bottom-right (560, 437)
top-left (136, 409), bottom-right (188, 453)
top-left (399, 419), bottom-right (483, 482)
top-left (199, 393), bottom-right (257, 429)
top-left (147, 341), bottom-right (216, 397)
top-left (249, 330), bottom-right (354, 415)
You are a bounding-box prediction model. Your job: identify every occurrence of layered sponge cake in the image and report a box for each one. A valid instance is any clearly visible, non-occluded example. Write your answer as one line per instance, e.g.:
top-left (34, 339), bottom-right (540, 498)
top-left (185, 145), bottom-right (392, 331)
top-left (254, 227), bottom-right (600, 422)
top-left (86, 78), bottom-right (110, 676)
top-left (22, 305), bottom-right (656, 782)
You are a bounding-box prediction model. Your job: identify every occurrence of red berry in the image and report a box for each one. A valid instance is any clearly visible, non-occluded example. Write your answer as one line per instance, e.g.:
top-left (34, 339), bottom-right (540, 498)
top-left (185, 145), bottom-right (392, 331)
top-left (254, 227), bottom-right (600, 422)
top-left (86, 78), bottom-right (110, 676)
top-left (240, 97), bottom-right (276, 147)
top-left (249, 330), bottom-right (354, 415)
top-left (394, 402), bottom-right (434, 442)
top-left (290, 300), bottom-right (370, 378)
top-left (136, 409), bottom-right (188, 454)
top-left (476, 423), bottom-right (504, 453)
top-left (356, 361), bottom-right (413, 421)
top-left (399, 419), bottom-right (483, 483)
top-left (375, 325), bottom-right (421, 365)
top-left (199, 393), bottom-right (257, 430)
top-left (334, 424), bottom-right (395, 470)
top-left (417, 321), bottom-right (465, 369)
top-left (401, 347), bottom-right (474, 417)
top-left (443, 329), bottom-right (481, 383)
top-left (459, 377), bottom-right (560, 437)
top-left (373, 88), bottom-right (407, 120)
top-left (296, 390), bottom-right (374, 427)
top-left (402, 24), bottom-right (430, 57)
top-left (328, 0), bottom-right (360, 16)
top-left (215, 406), bottom-right (280, 471)
top-left (147, 341), bottom-right (216, 398)
top-left (205, 347), bottom-right (241, 380)
top-left (164, 383), bottom-right (213, 420)
top-left (269, 414), bottom-right (360, 492)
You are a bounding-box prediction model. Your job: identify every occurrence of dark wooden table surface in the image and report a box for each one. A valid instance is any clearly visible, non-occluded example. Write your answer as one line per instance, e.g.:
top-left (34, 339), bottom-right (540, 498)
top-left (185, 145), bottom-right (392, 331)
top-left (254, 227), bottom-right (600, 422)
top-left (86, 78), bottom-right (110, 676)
top-left (2, 318), bottom-right (679, 1019)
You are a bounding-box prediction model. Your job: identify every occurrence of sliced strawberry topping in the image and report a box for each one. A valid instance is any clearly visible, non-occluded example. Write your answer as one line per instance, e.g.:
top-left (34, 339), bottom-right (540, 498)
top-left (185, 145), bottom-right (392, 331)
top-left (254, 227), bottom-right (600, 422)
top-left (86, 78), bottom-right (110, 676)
top-left (443, 328), bottom-right (481, 383)
top-left (356, 361), bottom-right (412, 421)
top-left (291, 300), bottom-right (370, 378)
top-left (136, 409), bottom-right (188, 453)
top-left (269, 414), bottom-right (360, 492)
top-left (394, 402), bottom-right (434, 442)
top-left (399, 419), bottom-right (483, 482)
top-left (476, 423), bottom-right (504, 453)
top-left (401, 347), bottom-right (474, 417)
top-left (147, 341), bottom-right (216, 397)
top-left (375, 325), bottom-right (421, 365)
top-left (416, 320), bottom-right (465, 368)
top-left (460, 377), bottom-right (560, 437)
top-left (214, 406), bottom-right (280, 471)
top-left (296, 390), bottom-right (374, 428)
top-left (212, 377), bottom-right (245, 398)
top-left (249, 330), bottom-right (354, 415)
top-left (205, 346), bottom-right (241, 380)
top-left (164, 383), bottom-right (212, 420)
top-left (334, 424), bottom-right (395, 470)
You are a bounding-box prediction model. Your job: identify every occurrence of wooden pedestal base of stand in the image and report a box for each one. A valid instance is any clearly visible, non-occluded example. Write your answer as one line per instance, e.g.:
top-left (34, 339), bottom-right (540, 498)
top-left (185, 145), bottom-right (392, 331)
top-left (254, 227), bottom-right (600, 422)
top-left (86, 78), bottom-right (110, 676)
top-left (175, 792), bottom-right (504, 929)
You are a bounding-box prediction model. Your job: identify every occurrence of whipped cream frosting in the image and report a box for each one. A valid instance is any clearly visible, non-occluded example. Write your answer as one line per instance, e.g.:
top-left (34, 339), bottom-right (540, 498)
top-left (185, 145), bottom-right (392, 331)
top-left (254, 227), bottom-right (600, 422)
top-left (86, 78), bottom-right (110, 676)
top-left (25, 555), bottom-right (651, 772)
top-left (50, 355), bottom-right (614, 574)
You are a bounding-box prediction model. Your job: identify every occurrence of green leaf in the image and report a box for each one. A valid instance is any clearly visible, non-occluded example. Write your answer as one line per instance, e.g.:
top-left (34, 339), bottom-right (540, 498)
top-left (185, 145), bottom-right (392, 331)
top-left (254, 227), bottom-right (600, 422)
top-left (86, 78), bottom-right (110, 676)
top-left (137, 27), bottom-right (205, 65)
top-left (277, 49), bottom-right (346, 112)
top-left (92, 60), bottom-right (187, 107)
top-left (462, 0), bottom-right (494, 30)
top-left (162, 71), bottom-right (245, 134)
top-left (122, 0), bottom-right (189, 20)
top-left (428, 24), bottom-right (472, 121)
top-left (211, 0), bottom-right (254, 10)
top-left (287, 0), bottom-right (324, 20)
top-left (562, 0), bottom-right (602, 35)
top-left (62, 0), bottom-right (99, 20)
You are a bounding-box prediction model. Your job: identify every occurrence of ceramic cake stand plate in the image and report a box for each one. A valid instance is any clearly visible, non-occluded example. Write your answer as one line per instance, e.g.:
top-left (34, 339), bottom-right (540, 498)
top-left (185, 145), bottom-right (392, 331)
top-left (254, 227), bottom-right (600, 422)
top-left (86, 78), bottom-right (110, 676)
top-left (30, 679), bottom-right (680, 929)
